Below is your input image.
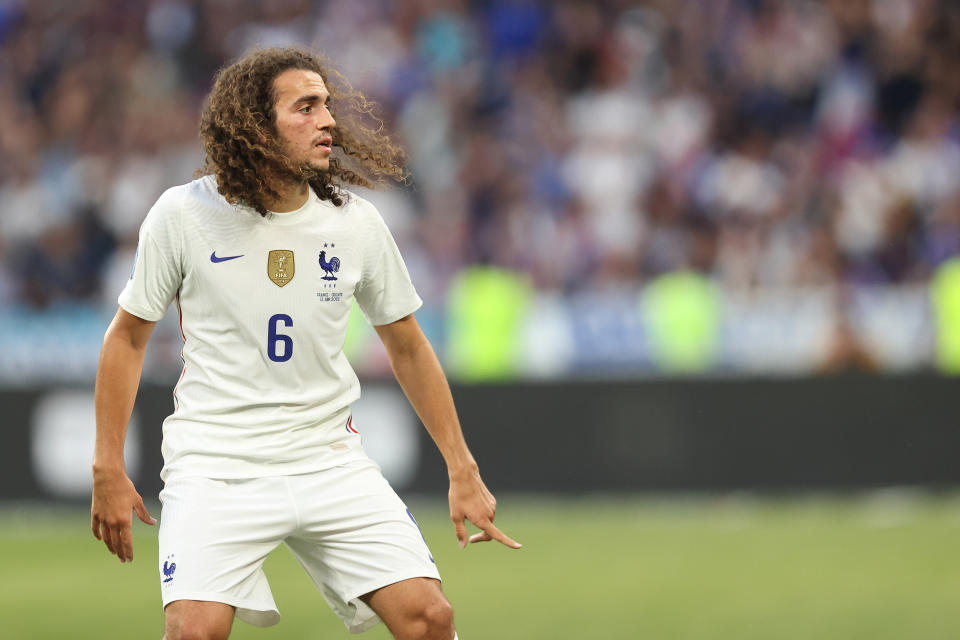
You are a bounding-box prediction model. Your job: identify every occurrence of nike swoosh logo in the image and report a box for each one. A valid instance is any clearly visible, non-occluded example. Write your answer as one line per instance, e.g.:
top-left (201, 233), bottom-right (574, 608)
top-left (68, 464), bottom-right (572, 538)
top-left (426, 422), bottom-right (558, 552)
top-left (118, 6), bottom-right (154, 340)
top-left (210, 252), bottom-right (244, 263)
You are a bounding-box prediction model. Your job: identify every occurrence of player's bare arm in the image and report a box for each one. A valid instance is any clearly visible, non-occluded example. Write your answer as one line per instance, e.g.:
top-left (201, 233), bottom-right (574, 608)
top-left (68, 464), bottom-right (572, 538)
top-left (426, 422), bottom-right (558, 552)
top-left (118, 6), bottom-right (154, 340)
top-left (374, 314), bottom-right (522, 550)
top-left (91, 308), bottom-right (158, 563)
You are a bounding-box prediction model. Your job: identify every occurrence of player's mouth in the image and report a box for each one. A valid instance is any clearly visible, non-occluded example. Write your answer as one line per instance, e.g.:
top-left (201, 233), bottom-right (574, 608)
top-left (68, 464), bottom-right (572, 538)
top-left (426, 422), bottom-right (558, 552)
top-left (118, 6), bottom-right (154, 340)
top-left (314, 137), bottom-right (332, 152)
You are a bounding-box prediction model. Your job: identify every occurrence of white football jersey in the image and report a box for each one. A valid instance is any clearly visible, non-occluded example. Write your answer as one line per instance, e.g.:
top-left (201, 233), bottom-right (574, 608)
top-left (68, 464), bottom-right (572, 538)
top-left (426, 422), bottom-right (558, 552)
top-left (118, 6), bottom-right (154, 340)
top-left (118, 176), bottom-right (422, 482)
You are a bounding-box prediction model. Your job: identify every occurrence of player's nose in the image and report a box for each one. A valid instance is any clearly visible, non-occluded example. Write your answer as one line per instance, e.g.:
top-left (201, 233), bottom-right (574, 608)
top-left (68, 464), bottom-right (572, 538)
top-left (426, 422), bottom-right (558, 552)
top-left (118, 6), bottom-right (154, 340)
top-left (319, 109), bottom-right (335, 130)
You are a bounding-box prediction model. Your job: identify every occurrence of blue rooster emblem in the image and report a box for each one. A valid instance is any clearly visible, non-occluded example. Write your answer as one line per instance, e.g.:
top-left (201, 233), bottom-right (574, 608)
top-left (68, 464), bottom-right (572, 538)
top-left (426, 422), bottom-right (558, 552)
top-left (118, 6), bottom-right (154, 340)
top-left (163, 560), bottom-right (177, 583)
top-left (319, 250), bottom-right (340, 281)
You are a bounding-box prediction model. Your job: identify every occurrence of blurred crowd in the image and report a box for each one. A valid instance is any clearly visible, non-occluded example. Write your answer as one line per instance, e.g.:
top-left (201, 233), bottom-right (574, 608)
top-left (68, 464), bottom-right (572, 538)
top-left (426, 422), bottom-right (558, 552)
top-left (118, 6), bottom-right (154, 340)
top-left (2, 0), bottom-right (960, 313)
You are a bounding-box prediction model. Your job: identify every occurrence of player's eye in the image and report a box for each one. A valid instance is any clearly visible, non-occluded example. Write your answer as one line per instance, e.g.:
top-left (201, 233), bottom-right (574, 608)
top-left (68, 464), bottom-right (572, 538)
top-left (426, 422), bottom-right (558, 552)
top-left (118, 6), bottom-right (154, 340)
top-left (299, 105), bottom-right (312, 114)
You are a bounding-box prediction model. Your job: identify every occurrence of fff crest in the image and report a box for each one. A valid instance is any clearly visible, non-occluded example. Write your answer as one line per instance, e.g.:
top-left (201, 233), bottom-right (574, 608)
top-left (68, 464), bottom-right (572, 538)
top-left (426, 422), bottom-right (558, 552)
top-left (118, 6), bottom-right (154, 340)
top-left (318, 248), bottom-right (340, 281)
top-left (268, 250), bottom-right (295, 287)
top-left (162, 554), bottom-right (176, 584)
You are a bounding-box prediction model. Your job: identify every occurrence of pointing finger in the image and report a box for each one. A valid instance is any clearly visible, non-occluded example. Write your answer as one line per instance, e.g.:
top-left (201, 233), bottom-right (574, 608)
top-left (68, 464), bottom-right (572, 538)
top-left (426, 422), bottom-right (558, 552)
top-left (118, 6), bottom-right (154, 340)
top-left (480, 522), bottom-right (522, 549)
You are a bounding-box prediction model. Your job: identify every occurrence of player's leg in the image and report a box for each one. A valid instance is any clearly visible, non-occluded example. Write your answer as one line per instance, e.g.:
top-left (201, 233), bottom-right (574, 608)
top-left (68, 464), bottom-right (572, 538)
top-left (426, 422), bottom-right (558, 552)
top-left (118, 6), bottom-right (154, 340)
top-left (157, 476), bottom-right (292, 633)
top-left (360, 577), bottom-right (455, 640)
top-left (162, 600), bottom-right (235, 640)
top-left (284, 459), bottom-right (445, 635)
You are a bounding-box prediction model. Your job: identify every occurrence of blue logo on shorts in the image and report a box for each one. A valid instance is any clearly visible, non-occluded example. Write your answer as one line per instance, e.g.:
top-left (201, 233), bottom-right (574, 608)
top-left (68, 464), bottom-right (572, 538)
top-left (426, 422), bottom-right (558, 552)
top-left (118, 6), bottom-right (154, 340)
top-left (163, 556), bottom-right (177, 583)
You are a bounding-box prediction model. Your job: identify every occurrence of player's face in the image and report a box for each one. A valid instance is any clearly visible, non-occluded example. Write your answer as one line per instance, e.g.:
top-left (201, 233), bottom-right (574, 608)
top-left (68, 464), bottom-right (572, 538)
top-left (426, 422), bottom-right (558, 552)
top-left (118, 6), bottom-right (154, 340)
top-left (272, 69), bottom-right (336, 172)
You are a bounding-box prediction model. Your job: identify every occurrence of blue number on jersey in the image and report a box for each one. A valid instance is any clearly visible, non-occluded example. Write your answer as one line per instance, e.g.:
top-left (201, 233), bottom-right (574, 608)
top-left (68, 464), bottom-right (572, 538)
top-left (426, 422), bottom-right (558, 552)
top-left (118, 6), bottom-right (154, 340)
top-left (267, 313), bottom-right (293, 362)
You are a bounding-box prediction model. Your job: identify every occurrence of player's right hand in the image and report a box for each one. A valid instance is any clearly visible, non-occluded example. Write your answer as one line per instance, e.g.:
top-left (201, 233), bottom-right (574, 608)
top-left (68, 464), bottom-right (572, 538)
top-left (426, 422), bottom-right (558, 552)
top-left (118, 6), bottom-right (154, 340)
top-left (91, 467), bottom-right (156, 563)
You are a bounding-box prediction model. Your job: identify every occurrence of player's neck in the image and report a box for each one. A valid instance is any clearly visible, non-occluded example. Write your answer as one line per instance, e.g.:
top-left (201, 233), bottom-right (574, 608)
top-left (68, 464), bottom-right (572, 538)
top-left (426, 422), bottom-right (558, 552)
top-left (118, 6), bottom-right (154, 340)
top-left (264, 178), bottom-right (310, 213)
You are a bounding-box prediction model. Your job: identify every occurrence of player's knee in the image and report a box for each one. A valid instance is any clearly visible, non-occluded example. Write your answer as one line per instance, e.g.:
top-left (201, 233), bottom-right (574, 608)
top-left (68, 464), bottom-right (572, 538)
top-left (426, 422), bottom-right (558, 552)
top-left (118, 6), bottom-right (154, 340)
top-left (164, 624), bottom-right (231, 640)
top-left (164, 601), bottom-right (233, 640)
top-left (413, 597), bottom-right (454, 640)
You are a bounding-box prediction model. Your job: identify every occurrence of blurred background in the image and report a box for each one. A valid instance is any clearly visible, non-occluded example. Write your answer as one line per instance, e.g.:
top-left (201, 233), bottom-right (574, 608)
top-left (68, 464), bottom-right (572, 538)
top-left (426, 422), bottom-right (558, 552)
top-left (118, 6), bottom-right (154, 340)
top-left (2, 0), bottom-right (960, 638)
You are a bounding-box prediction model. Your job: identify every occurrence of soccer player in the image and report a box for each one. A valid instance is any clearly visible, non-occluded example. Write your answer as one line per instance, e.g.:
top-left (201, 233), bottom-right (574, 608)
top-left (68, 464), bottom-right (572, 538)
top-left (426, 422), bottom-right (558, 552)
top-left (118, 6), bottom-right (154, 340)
top-left (90, 47), bottom-right (520, 640)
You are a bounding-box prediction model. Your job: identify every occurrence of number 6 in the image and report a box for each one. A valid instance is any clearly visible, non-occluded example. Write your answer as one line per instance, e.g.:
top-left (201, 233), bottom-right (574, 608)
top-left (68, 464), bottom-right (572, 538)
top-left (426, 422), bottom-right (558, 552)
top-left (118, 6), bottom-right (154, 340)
top-left (267, 314), bottom-right (293, 362)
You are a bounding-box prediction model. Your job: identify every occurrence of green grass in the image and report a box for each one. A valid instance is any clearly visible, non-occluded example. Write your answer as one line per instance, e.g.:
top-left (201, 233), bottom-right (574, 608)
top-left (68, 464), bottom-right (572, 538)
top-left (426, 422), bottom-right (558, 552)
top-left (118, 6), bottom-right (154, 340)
top-left (2, 492), bottom-right (960, 639)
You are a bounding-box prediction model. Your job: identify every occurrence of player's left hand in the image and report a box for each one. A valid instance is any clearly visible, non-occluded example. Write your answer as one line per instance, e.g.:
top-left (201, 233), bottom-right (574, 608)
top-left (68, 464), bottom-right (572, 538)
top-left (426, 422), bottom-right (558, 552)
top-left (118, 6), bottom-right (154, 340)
top-left (448, 468), bottom-right (521, 550)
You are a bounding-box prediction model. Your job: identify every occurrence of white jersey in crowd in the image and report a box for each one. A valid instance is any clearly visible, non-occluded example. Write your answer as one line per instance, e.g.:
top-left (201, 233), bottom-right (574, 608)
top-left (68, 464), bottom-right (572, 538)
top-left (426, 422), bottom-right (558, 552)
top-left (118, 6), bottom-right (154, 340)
top-left (119, 175), bottom-right (422, 482)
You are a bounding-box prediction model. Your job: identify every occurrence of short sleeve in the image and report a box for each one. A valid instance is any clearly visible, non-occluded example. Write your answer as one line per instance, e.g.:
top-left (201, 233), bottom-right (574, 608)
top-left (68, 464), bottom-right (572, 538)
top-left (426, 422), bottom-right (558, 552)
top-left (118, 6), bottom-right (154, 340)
top-left (118, 187), bottom-right (184, 321)
top-left (354, 201), bottom-right (422, 326)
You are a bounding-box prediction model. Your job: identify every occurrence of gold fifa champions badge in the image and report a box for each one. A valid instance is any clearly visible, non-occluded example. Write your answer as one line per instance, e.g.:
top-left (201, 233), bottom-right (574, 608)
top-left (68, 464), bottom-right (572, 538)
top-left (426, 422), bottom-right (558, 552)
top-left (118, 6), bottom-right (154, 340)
top-left (267, 250), bottom-right (295, 287)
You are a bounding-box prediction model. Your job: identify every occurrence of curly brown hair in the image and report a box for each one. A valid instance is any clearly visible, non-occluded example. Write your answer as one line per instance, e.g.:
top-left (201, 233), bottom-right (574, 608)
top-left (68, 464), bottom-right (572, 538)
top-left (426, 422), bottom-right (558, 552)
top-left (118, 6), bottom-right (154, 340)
top-left (198, 47), bottom-right (405, 214)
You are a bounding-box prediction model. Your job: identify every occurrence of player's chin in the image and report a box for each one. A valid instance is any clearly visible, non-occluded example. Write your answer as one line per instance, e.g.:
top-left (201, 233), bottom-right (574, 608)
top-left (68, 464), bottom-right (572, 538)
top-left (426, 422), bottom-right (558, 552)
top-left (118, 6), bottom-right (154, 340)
top-left (309, 157), bottom-right (331, 172)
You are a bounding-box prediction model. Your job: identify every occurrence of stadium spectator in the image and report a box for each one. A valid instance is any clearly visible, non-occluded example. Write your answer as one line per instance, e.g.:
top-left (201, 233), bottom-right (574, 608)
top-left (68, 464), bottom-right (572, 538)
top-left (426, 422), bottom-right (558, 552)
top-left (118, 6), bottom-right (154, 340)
top-left (2, 0), bottom-right (959, 375)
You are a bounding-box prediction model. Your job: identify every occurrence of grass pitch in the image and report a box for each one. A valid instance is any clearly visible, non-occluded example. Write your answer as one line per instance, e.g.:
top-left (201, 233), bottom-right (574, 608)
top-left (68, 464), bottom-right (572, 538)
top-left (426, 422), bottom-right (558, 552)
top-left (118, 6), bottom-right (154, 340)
top-left (2, 492), bottom-right (959, 639)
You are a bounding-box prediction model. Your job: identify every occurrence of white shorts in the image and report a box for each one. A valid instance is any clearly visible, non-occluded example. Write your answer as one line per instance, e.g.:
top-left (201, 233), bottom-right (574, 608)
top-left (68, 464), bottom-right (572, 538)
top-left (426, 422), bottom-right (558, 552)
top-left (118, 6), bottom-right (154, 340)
top-left (157, 458), bottom-right (441, 633)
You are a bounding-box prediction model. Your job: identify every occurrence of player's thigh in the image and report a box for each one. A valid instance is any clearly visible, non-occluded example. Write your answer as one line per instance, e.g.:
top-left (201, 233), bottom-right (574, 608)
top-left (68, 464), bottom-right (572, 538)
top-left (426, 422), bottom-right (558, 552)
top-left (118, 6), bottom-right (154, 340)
top-left (285, 460), bottom-right (442, 632)
top-left (158, 476), bottom-right (290, 626)
top-left (163, 600), bottom-right (235, 640)
top-left (289, 460), bottom-right (440, 584)
top-left (361, 577), bottom-right (453, 636)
